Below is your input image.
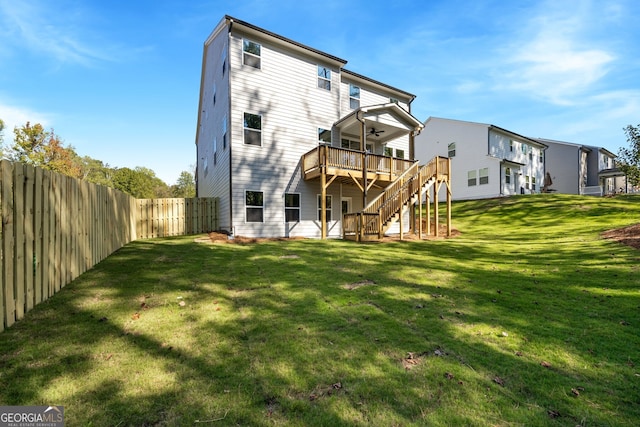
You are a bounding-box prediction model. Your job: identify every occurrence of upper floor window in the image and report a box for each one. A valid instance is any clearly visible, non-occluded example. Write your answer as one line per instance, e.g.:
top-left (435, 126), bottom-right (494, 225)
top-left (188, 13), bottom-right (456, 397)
top-left (479, 167), bottom-right (489, 185)
top-left (349, 84), bottom-right (360, 109)
top-left (510, 140), bottom-right (514, 152)
top-left (318, 128), bottom-right (331, 144)
top-left (285, 193), bottom-right (300, 223)
top-left (212, 82), bottom-right (217, 105)
top-left (246, 191), bottom-right (264, 222)
top-left (395, 149), bottom-right (405, 159)
top-left (243, 39), bottom-right (261, 69)
top-left (529, 148), bottom-right (533, 161)
top-left (468, 170), bottom-right (477, 186)
top-left (221, 45), bottom-right (227, 75)
top-left (539, 150), bottom-right (543, 163)
top-left (448, 142), bottom-right (456, 158)
top-left (243, 113), bottom-right (262, 146)
top-left (341, 139), bottom-right (359, 150)
top-left (318, 66), bottom-right (331, 90)
top-left (222, 115), bottom-right (228, 149)
top-left (522, 143), bottom-right (528, 154)
top-left (213, 137), bottom-right (217, 165)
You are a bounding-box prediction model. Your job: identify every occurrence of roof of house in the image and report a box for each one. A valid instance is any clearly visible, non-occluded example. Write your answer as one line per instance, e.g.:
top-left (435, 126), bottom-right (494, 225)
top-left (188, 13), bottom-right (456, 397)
top-left (210, 16), bottom-right (416, 101)
top-left (425, 117), bottom-right (547, 149)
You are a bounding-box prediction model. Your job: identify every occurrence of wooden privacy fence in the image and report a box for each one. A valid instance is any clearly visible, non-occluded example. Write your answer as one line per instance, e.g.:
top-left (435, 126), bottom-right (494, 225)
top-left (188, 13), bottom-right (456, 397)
top-left (0, 160), bottom-right (218, 331)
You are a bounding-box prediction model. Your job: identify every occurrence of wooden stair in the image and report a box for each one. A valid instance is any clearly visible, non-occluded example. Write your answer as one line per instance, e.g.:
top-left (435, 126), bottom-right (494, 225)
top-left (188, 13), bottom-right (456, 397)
top-left (343, 156), bottom-right (450, 241)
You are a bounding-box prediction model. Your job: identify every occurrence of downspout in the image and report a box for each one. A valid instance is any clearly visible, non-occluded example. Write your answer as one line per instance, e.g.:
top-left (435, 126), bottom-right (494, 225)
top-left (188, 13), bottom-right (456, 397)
top-left (226, 22), bottom-right (234, 235)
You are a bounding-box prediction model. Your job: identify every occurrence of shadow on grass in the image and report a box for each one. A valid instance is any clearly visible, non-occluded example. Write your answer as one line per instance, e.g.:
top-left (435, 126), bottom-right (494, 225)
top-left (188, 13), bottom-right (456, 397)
top-left (0, 195), bottom-right (639, 425)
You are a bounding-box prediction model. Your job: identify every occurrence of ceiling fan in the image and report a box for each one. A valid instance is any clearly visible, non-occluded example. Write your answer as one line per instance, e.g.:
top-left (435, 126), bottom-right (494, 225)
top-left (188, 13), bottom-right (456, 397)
top-left (369, 127), bottom-right (385, 137)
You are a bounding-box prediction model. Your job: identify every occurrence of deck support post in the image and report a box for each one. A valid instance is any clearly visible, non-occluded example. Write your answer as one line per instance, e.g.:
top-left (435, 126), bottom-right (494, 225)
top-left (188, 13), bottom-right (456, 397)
top-left (447, 158), bottom-right (452, 237)
top-left (321, 146), bottom-right (327, 239)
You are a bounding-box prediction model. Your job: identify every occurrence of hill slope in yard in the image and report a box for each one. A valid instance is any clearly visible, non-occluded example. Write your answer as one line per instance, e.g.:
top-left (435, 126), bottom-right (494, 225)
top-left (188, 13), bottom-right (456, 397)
top-left (0, 194), bottom-right (639, 426)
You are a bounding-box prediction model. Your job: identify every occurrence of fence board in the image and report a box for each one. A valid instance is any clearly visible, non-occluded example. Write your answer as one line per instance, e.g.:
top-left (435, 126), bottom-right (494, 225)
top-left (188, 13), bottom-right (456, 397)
top-left (0, 161), bottom-right (218, 331)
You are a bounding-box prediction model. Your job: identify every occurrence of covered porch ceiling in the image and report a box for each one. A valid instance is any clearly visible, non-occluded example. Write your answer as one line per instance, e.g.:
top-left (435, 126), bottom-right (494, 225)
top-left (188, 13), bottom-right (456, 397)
top-left (334, 103), bottom-right (424, 145)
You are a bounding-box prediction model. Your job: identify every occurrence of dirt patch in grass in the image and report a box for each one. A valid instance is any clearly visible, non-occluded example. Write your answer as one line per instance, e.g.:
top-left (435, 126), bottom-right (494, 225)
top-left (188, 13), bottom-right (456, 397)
top-left (602, 223), bottom-right (640, 250)
top-left (197, 226), bottom-right (460, 244)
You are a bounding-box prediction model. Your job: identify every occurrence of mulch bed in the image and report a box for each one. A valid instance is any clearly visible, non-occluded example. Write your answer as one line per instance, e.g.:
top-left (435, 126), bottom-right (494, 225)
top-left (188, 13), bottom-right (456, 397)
top-left (602, 223), bottom-right (640, 250)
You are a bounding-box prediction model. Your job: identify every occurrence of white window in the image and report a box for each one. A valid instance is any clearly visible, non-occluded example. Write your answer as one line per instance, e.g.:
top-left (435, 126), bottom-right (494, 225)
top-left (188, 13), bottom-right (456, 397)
top-left (532, 176), bottom-right (536, 190)
top-left (448, 142), bottom-right (456, 158)
top-left (525, 175), bottom-right (531, 190)
top-left (318, 66), bottom-right (331, 90)
top-left (285, 193), bottom-right (300, 222)
top-left (467, 170), bottom-right (477, 186)
top-left (349, 84), bottom-right (360, 109)
top-left (318, 128), bottom-right (331, 144)
top-left (317, 194), bottom-right (332, 221)
top-left (246, 191), bottom-right (263, 222)
top-left (539, 150), bottom-right (544, 163)
top-left (221, 45), bottom-right (227, 75)
top-left (522, 143), bottom-right (527, 154)
top-left (203, 157), bottom-right (208, 177)
top-left (505, 167), bottom-right (511, 184)
top-left (384, 147), bottom-right (393, 157)
top-left (243, 113), bottom-right (262, 146)
top-left (243, 39), bottom-right (261, 69)
top-left (341, 139), bottom-right (359, 150)
top-left (479, 167), bottom-right (489, 185)
top-left (213, 137), bottom-right (217, 165)
top-left (395, 149), bottom-right (405, 159)
top-left (222, 115), bottom-right (227, 149)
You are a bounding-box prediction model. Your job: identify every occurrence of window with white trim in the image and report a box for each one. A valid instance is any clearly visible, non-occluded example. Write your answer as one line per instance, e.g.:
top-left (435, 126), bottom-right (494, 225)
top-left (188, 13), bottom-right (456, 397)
top-left (468, 170), bottom-right (477, 186)
top-left (505, 167), bottom-right (511, 184)
top-left (317, 194), bottom-right (332, 221)
top-left (222, 45), bottom-right (227, 75)
top-left (243, 113), bottom-right (262, 146)
top-left (349, 84), bottom-right (360, 109)
top-left (479, 167), bottom-right (489, 185)
top-left (318, 128), bottom-right (331, 144)
top-left (532, 176), bottom-right (536, 190)
top-left (448, 142), bottom-right (456, 158)
top-left (525, 175), bottom-right (531, 190)
top-left (539, 150), bottom-right (543, 163)
top-left (213, 137), bottom-right (217, 165)
top-left (510, 140), bottom-right (514, 152)
top-left (285, 193), bottom-right (300, 222)
top-left (341, 139), bottom-right (359, 150)
top-left (395, 149), bottom-right (405, 159)
top-left (243, 39), bottom-right (261, 69)
top-left (384, 147), bottom-right (393, 157)
top-left (318, 66), bottom-right (331, 90)
top-left (246, 191), bottom-right (264, 222)
top-left (222, 115), bottom-right (227, 149)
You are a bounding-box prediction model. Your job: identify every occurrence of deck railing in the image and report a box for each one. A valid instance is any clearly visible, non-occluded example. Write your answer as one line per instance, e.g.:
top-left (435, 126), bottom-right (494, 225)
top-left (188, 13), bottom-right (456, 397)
top-left (302, 145), bottom-right (414, 178)
top-left (343, 156), bottom-right (450, 240)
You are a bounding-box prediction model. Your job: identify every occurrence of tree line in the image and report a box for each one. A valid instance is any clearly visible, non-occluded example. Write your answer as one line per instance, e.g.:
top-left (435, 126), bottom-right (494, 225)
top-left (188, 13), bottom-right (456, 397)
top-left (0, 119), bottom-right (195, 199)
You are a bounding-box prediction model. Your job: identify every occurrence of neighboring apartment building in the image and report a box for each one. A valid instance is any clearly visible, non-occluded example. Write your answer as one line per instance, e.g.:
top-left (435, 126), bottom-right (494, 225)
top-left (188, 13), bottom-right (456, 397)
top-left (415, 117), bottom-right (546, 200)
top-left (535, 138), bottom-right (624, 196)
top-left (195, 16), bottom-right (440, 239)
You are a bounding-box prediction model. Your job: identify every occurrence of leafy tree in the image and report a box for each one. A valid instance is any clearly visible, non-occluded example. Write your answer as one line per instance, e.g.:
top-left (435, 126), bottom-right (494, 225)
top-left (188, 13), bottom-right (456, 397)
top-left (112, 166), bottom-right (171, 199)
top-left (6, 122), bottom-right (81, 178)
top-left (618, 124), bottom-right (640, 187)
top-left (172, 170), bottom-right (196, 198)
top-left (76, 156), bottom-right (114, 187)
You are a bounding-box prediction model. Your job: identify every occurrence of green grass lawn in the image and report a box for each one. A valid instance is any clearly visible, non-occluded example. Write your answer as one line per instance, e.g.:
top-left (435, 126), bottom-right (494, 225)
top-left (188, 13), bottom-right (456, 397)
top-left (1, 194), bottom-right (639, 426)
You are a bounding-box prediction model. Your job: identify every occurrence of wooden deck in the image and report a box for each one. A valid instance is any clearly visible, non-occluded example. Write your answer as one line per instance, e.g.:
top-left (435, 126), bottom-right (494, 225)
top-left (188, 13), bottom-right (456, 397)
top-left (302, 145), bottom-right (415, 184)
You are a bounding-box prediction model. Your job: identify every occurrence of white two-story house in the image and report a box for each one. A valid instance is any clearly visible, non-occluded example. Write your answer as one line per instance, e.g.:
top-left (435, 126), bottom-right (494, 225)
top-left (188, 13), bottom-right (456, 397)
top-left (195, 16), bottom-right (448, 240)
top-left (535, 138), bottom-right (624, 196)
top-left (415, 117), bottom-right (546, 200)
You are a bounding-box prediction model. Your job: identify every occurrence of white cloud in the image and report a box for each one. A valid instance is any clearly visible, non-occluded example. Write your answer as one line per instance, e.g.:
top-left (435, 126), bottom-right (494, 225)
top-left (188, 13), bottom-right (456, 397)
top-left (0, 102), bottom-right (52, 144)
top-left (494, 1), bottom-right (617, 105)
top-left (0, 0), bottom-right (115, 66)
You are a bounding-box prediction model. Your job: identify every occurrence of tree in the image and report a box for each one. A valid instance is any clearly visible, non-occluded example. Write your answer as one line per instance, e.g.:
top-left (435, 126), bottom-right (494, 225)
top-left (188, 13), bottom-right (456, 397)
top-left (6, 122), bottom-right (82, 178)
top-left (172, 170), bottom-right (196, 198)
top-left (618, 124), bottom-right (640, 188)
top-left (112, 166), bottom-right (171, 199)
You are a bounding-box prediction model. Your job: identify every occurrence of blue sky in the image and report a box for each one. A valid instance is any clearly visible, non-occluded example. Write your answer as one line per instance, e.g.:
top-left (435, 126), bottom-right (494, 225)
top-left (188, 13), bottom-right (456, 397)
top-left (1, 0), bottom-right (639, 184)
